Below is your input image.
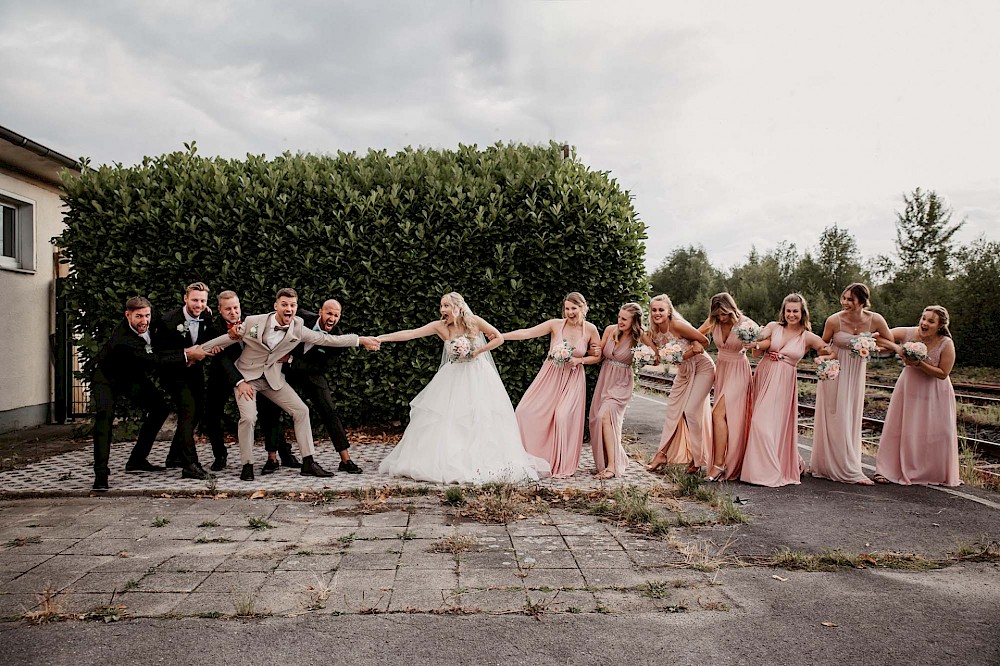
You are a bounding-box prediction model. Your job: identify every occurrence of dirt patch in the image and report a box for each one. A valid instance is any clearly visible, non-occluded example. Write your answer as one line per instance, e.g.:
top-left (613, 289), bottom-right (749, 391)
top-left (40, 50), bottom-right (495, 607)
top-left (0, 425), bottom-right (88, 472)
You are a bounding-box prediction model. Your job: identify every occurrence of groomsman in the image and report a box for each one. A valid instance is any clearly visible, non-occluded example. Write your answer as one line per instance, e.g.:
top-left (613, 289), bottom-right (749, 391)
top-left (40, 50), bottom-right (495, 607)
top-left (90, 297), bottom-right (172, 491)
top-left (201, 288), bottom-right (380, 481)
top-left (150, 281), bottom-right (217, 480)
top-left (263, 299), bottom-right (363, 474)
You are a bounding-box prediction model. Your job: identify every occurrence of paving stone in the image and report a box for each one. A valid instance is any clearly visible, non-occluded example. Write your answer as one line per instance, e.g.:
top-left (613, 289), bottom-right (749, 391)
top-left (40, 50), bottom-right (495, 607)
top-left (457, 567), bottom-right (525, 589)
top-left (0, 552), bottom-right (55, 574)
top-left (350, 526), bottom-right (413, 539)
top-left (359, 511), bottom-right (410, 527)
top-left (570, 550), bottom-right (635, 568)
top-left (330, 568), bottom-right (396, 590)
top-left (519, 567), bottom-right (587, 589)
top-left (338, 553), bottom-right (399, 570)
top-left (170, 593), bottom-right (243, 616)
top-left (388, 588), bottom-right (459, 612)
top-left (0, 593), bottom-right (39, 616)
top-left (397, 548), bottom-right (457, 570)
top-left (452, 588), bottom-right (526, 613)
top-left (90, 553), bottom-right (171, 573)
top-left (214, 554), bottom-right (284, 573)
top-left (274, 553), bottom-right (342, 572)
top-left (4, 570), bottom-right (86, 594)
top-left (112, 591), bottom-right (183, 616)
top-left (593, 589), bottom-right (663, 613)
top-left (342, 539), bottom-right (402, 554)
top-left (325, 586), bottom-right (391, 614)
top-left (68, 571), bottom-right (143, 593)
top-left (579, 567), bottom-right (649, 588)
top-left (54, 592), bottom-right (117, 613)
top-left (507, 522), bottom-right (561, 537)
top-left (195, 571), bottom-right (268, 593)
top-left (29, 554), bottom-right (115, 574)
top-left (259, 569), bottom-right (334, 594)
top-left (394, 567), bottom-right (458, 590)
top-left (401, 524), bottom-right (457, 539)
top-left (0, 538), bottom-right (77, 556)
top-left (61, 537), bottom-right (141, 556)
top-left (526, 588), bottom-right (600, 613)
top-left (458, 550), bottom-right (519, 569)
top-left (163, 554), bottom-right (230, 572)
top-left (135, 571), bottom-right (209, 593)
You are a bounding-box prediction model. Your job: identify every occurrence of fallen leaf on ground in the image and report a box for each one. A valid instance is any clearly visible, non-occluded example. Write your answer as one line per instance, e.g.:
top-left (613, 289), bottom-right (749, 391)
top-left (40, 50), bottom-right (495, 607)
top-left (771, 575), bottom-right (788, 582)
top-left (821, 622), bottom-right (838, 628)
top-left (250, 490), bottom-right (267, 500)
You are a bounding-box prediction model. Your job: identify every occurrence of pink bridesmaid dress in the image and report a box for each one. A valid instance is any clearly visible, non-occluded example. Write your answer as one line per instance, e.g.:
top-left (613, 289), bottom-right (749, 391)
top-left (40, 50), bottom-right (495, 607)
top-left (713, 319), bottom-right (754, 480)
top-left (652, 334), bottom-right (716, 468)
top-left (588, 335), bottom-right (635, 476)
top-left (875, 330), bottom-right (960, 486)
top-left (810, 314), bottom-right (872, 484)
top-left (740, 326), bottom-right (807, 487)
top-left (515, 321), bottom-right (588, 477)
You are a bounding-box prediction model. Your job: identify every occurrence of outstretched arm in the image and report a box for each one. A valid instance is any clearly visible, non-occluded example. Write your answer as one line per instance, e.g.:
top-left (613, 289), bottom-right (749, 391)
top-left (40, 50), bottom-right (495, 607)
top-left (502, 319), bottom-right (557, 341)
top-left (378, 321), bottom-right (446, 343)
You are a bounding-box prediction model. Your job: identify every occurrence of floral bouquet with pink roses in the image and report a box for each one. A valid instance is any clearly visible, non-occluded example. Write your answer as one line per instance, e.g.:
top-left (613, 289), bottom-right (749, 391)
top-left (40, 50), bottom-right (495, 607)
top-left (658, 341), bottom-right (685, 366)
top-left (734, 320), bottom-right (761, 344)
top-left (900, 340), bottom-right (928, 362)
top-left (816, 358), bottom-right (841, 381)
top-left (547, 340), bottom-right (575, 366)
top-left (447, 336), bottom-right (473, 363)
top-left (848, 332), bottom-right (879, 360)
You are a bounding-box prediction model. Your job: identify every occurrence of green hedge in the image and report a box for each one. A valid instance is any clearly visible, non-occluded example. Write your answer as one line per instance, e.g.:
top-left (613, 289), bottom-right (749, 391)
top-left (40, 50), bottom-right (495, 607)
top-left (57, 141), bottom-right (648, 423)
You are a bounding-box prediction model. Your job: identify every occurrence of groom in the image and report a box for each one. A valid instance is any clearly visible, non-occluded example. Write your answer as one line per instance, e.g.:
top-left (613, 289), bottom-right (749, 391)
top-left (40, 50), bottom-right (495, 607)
top-left (201, 288), bottom-right (380, 481)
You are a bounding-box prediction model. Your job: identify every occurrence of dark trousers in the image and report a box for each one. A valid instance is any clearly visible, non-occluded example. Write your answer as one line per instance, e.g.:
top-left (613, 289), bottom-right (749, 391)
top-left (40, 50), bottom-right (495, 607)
top-left (91, 370), bottom-right (170, 477)
top-left (165, 375), bottom-right (203, 465)
top-left (203, 373), bottom-right (233, 461)
top-left (280, 372), bottom-right (350, 452)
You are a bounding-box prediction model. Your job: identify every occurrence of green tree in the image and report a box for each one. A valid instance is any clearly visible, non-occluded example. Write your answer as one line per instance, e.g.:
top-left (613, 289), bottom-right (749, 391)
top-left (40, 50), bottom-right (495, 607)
top-left (950, 237), bottom-right (1000, 367)
top-left (895, 188), bottom-right (964, 276)
top-left (648, 245), bottom-right (722, 320)
top-left (725, 243), bottom-right (800, 325)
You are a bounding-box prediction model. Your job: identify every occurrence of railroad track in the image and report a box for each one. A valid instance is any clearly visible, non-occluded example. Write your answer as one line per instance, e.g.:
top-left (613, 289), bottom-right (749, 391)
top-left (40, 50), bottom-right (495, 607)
top-left (636, 369), bottom-right (1000, 459)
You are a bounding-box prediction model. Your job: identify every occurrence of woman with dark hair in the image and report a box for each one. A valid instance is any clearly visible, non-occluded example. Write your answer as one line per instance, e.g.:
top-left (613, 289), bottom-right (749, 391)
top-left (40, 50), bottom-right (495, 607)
top-left (874, 306), bottom-right (960, 486)
top-left (503, 292), bottom-right (602, 478)
top-left (589, 302), bottom-right (651, 479)
top-left (809, 283), bottom-right (893, 485)
top-left (645, 294), bottom-right (715, 474)
top-left (741, 294), bottom-right (831, 487)
top-left (697, 292), bottom-right (757, 481)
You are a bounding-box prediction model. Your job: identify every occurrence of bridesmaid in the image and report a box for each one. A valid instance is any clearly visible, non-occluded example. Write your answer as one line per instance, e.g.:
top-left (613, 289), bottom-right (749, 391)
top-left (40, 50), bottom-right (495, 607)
top-left (697, 293), bottom-right (757, 482)
top-left (873, 305), bottom-right (960, 486)
top-left (589, 302), bottom-right (650, 479)
top-left (503, 292), bottom-right (602, 478)
top-left (809, 283), bottom-right (892, 485)
top-left (645, 294), bottom-right (715, 474)
top-left (740, 293), bottom-right (830, 487)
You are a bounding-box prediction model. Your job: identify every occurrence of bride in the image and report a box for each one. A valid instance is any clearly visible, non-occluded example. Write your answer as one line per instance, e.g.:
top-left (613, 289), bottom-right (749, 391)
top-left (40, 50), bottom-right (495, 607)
top-left (376, 292), bottom-right (550, 484)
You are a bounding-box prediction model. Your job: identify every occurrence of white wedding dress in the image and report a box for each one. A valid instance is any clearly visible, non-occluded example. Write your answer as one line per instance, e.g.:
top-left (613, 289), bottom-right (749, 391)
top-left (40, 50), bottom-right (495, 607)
top-left (379, 334), bottom-right (550, 484)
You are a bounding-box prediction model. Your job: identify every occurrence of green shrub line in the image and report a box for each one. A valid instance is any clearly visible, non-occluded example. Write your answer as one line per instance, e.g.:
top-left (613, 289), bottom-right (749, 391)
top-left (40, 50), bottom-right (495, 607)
top-left (57, 141), bottom-right (648, 423)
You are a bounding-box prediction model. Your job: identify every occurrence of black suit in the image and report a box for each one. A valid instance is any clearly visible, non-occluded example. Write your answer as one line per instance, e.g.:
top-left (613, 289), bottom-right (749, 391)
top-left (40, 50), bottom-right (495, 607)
top-left (265, 310), bottom-right (351, 453)
top-left (150, 307), bottom-right (220, 466)
top-left (203, 315), bottom-right (246, 461)
top-left (91, 320), bottom-right (172, 477)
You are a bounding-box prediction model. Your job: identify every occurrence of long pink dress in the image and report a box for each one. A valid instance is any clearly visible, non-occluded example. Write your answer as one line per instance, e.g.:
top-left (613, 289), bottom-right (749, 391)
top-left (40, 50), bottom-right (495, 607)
top-left (515, 322), bottom-right (587, 477)
top-left (653, 334), bottom-right (716, 468)
top-left (740, 326), bottom-right (806, 487)
top-left (810, 315), bottom-right (872, 484)
top-left (713, 320), bottom-right (754, 480)
top-left (588, 335), bottom-right (634, 476)
top-left (875, 330), bottom-right (960, 486)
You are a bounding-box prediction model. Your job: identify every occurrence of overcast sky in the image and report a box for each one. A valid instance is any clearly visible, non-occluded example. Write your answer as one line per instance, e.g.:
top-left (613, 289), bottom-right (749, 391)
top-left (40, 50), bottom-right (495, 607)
top-left (3, 0), bottom-right (997, 270)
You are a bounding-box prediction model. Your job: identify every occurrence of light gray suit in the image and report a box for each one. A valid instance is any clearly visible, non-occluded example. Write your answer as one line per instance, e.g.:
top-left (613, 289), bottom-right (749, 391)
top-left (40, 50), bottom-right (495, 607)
top-left (202, 313), bottom-right (359, 465)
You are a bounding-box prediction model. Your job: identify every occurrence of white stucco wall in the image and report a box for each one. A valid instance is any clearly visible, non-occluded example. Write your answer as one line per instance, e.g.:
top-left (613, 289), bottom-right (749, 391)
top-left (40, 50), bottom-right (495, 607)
top-left (0, 169), bottom-right (65, 430)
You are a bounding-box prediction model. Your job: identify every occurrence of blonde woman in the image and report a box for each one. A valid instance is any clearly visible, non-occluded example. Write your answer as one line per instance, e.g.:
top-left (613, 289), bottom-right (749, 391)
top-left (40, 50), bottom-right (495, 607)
top-left (697, 293), bottom-right (757, 481)
top-left (589, 302), bottom-right (651, 479)
top-left (503, 292), bottom-right (602, 478)
top-left (377, 292), bottom-right (549, 484)
top-left (645, 294), bottom-right (715, 474)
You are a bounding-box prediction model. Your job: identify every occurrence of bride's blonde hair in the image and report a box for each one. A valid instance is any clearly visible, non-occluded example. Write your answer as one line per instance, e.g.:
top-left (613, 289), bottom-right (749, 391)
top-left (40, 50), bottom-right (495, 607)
top-left (443, 292), bottom-right (480, 336)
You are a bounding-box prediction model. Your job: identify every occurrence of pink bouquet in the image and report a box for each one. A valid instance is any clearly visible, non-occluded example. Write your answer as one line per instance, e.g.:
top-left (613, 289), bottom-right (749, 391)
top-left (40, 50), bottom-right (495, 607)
top-left (658, 341), bottom-right (685, 366)
top-left (816, 358), bottom-right (841, 380)
top-left (631, 344), bottom-right (656, 370)
top-left (848, 332), bottom-right (879, 360)
top-left (547, 340), bottom-right (575, 366)
top-left (734, 320), bottom-right (761, 344)
top-left (900, 341), bottom-right (928, 362)
top-left (448, 336), bottom-right (473, 362)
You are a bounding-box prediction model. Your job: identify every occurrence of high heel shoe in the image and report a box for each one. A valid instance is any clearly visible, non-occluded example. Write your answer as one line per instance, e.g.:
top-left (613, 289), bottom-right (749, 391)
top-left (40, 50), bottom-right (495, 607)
top-left (645, 455), bottom-right (668, 472)
top-left (707, 466), bottom-right (726, 482)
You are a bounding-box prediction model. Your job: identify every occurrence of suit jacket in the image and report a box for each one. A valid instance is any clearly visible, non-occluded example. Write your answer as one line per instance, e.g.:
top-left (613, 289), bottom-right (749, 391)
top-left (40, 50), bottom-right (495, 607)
top-left (93, 320), bottom-right (166, 388)
top-left (202, 312), bottom-right (358, 391)
top-left (284, 310), bottom-right (345, 378)
top-left (150, 307), bottom-right (221, 385)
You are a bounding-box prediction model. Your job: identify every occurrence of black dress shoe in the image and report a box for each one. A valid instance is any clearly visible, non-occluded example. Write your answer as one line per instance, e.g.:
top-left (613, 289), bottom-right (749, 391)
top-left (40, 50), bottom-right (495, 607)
top-left (209, 457), bottom-right (228, 472)
top-left (125, 459), bottom-right (166, 473)
top-left (181, 464), bottom-right (213, 480)
top-left (92, 475), bottom-right (109, 491)
top-left (338, 459), bottom-right (363, 474)
top-left (279, 454), bottom-right (302, 469)
top-left (240, 463), bottom-right (255, 481)
top-left (300, 458), bottom-right (334, 477)
top-left (164, 458), bottom-right (184, 469)
top-left (261, 458), bottom-right (280, 475)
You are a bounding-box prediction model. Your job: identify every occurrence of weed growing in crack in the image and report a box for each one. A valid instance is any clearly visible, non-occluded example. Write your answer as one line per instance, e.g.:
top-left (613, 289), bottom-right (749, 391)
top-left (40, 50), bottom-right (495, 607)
top-left (247, 515), bottom-right (274, 531)
top-left (151, 517), bottom-right (171, 528)
top-left (430, 535), bottom-right (478, 554)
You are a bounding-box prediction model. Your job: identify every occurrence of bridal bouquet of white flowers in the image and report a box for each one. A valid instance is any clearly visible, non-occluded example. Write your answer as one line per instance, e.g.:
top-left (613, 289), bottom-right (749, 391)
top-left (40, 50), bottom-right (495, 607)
top-left (448, 336), bottom-right (473, 362)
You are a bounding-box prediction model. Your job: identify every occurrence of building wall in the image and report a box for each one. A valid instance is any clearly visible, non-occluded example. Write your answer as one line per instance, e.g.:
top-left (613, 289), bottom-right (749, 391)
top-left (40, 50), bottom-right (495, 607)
top-left (0, 169), bottom-right (65, 432)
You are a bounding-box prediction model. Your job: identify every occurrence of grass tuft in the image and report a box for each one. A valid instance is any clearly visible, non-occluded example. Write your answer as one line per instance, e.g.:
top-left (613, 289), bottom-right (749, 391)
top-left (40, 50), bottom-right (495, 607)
top-left (430, 535), bottom-right (478, 554)
top-left (443, 486), bottom-right (466, 506)
top-left (246, 515), bottom-right (274, 531)
top-left (151, 517), bottom-right (170, 528)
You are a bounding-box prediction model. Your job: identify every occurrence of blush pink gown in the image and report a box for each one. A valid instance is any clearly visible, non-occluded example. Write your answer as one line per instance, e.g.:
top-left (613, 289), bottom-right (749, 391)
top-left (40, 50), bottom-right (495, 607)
top-left (515, 322), bottom-right (587, 477)
top-left (588, 335), bottom-right (635, 476)
top-left (713, 320), bottom-right (754, 480)
top-left (809, 315), bottom-right (872, 484)
top-left (652, 334), bottom-right (716, 468)
top-left (740, 326), bottom-right (807, 487)
top-left (875, 330), bottom-right (960, 486)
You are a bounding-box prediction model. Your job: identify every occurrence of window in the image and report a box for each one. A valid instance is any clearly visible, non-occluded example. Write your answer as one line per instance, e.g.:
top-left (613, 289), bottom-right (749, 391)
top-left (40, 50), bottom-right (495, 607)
top-left (0, 192), bottom-right (34, 272)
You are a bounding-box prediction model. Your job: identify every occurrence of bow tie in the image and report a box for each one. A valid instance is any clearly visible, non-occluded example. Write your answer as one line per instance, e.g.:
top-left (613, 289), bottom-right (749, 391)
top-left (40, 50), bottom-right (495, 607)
top-left (188, 318), bottom-right (202, 323)
top-left (273, 325), bottom-right (289, 332)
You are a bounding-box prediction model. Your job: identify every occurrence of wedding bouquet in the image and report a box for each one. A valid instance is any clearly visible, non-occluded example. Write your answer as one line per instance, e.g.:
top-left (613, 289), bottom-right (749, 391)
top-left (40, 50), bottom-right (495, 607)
top-left (734, 320), bottom-right (761, 344)
top-left (631, 344), bottom-right (656, 370)
top-left (447, 336), bottom-right (473, 363)
top-left (816, 358), bottom-right (841, 380)
top-left (900, 340), bottom-right (928, 362)
top-left (848, 332), bottom-right (879, 360)
top-left (548, 340), bottom-right (575, 366)
top-left (658, 341), bottom-right (685, 366)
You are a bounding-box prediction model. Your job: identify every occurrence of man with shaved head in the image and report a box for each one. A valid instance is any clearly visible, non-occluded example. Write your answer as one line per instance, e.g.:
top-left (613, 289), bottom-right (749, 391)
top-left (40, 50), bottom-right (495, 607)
top-left (263, 298), bottom-right (364, 474)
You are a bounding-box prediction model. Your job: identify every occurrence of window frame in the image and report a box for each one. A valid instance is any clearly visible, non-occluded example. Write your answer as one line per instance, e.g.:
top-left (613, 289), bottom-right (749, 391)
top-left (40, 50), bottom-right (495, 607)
top-left (0, 189), bottom-right (36, 273)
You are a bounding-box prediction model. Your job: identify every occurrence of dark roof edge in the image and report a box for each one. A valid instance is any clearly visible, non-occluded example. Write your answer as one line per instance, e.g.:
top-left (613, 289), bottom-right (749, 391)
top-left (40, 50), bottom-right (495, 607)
top-left (0, 124), bottom-right (80, 172)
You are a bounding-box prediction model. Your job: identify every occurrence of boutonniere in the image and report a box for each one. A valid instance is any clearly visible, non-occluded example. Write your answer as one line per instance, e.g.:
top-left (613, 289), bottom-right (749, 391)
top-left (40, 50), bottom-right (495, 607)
top-left (144, 344), bottom-right (153, 355)
top-left (248, 324), bottom-right (260, 339)
top-left (176, 321), bottom-right (191, 334)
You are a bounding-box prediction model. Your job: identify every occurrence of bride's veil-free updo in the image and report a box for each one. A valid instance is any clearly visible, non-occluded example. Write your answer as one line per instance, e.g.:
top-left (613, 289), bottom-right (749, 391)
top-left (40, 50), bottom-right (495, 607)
top-left (439, 292), bottom-right (498, 371)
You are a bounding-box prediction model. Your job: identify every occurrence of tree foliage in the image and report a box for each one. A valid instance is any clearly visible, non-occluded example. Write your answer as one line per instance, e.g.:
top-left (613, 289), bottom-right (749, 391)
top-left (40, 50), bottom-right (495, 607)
top-left (57, 141), bottom-right (649, 422)
top-left (894, 187), bottom-right (964, 276)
